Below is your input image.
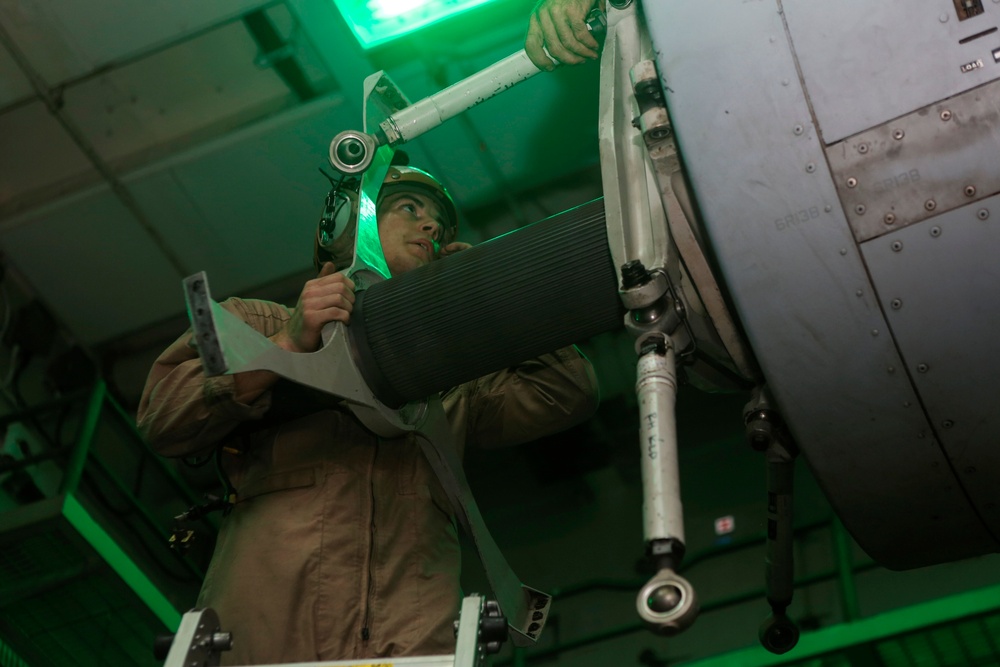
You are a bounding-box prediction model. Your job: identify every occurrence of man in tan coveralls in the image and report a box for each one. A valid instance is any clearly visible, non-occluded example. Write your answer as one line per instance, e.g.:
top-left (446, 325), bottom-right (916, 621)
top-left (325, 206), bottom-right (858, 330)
top-left (138, 164), bottom-right (599, 665)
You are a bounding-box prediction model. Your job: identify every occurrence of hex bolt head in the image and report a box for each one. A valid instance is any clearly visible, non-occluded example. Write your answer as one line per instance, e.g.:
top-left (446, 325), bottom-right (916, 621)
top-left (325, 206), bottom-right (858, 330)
top-left (636, 80), bottom-right (661, 98)
top-left (846, 177), bottom-right (858, 188)
top-left (924, 199), bottom-right (937, 211)
top-left (648, 127), bottom-right (671, 140)
top-left (884, 212), bottom-right (896, 225)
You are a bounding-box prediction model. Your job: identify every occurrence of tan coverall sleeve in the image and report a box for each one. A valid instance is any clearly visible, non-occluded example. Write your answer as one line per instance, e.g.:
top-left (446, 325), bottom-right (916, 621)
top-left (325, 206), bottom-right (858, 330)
top-left (458, 345), bottom-right (600, 449)
top-left (136, 298), bottom-right (290, 458)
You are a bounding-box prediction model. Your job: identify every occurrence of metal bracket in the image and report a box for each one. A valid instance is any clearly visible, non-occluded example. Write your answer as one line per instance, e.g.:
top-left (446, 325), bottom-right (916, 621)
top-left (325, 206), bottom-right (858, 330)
top-left (163, 595), bottom-right (497, 667)
top-left (631, 55), bottom-right (759, 384)
top-left (162, 608), bottom-right (231, 667)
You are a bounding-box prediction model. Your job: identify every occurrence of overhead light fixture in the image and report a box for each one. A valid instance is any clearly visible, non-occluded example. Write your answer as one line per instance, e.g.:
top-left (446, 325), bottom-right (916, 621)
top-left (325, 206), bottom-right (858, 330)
top-left (333, 0), bottom-right (497, 49)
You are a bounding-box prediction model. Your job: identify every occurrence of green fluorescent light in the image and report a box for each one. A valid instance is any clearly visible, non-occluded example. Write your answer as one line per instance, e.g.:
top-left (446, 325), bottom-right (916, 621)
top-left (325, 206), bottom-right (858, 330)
top-left (334, 0), bottom-right (497, 49)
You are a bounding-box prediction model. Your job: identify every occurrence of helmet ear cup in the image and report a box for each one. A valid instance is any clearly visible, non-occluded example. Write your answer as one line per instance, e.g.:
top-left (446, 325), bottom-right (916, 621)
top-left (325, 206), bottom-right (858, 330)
top-left (314, 187), bottom-right (360, 272)
top-left (318, 190), bottom-right (355, 249)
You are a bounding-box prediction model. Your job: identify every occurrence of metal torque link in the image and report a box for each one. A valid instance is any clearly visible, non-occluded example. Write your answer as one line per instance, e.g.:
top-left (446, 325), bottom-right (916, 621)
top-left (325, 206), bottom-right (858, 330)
top-left (329, 51), bottom-right (544, 176)
top-left (328, 11), bottom-right (607, 176)
top-left (599, 2), bottom-right (699, 635)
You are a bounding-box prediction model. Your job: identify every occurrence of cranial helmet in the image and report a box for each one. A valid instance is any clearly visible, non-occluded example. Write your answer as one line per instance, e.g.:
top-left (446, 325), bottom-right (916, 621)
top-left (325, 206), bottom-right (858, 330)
top-left (313, 162), bottom-right (459, 272)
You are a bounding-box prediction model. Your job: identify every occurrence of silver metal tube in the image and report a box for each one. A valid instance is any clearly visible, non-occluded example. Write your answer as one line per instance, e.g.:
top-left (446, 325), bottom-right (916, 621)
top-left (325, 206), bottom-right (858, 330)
top-left (385, 50), bottom-right (542, 144)
top-left (636, 341), bottom-right (684, 543)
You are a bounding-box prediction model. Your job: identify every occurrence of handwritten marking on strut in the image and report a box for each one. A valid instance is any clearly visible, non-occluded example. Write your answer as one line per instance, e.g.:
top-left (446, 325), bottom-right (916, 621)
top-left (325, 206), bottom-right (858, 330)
top-left (648, 436), bottom-right (661, 459)
top-left (645, 413), bottom-right (660, 458)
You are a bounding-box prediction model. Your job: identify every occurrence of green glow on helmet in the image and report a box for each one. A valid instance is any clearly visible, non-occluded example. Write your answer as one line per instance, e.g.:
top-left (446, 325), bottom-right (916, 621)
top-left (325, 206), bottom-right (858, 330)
top-left (333, 0), bottom-right (496, 49)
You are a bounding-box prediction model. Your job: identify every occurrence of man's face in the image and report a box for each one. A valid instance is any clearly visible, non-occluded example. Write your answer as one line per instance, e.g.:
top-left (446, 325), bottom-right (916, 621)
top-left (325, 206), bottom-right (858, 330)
top-left (377, 189), bottom-right (449, 276)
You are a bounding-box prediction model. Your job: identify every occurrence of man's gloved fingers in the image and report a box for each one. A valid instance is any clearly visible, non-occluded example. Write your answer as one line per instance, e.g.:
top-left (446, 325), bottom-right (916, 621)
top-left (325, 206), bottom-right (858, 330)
top-left (552, 6), bottom-right (597, 59)
top-left (571, 13), bottom-right (599, 52)
top-left (525, 13), bottom-right (556, 70)
top-left (538, 6), bottom-right (585, 64)
top-left (311, 270), bottom-right (356, 296)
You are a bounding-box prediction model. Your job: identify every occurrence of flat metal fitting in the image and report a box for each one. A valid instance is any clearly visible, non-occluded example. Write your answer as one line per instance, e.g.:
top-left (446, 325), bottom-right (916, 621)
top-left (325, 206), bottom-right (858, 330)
top-left (619, 270), bottom-right (669, 310)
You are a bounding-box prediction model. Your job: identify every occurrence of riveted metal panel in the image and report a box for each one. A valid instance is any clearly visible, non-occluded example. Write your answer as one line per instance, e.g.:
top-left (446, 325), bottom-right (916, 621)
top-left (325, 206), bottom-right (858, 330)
top-left (828, 78), bottom-right (1000, 242)
top-left (643, 1), bottom-right (998, 568)
top-left (783, 0), bottom-right (1000, 143)
top-left (861, 196), bottom-right (1000, 538)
